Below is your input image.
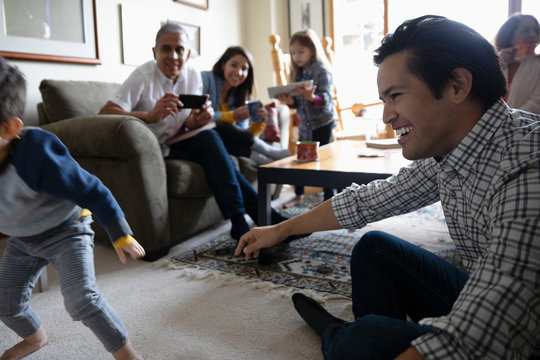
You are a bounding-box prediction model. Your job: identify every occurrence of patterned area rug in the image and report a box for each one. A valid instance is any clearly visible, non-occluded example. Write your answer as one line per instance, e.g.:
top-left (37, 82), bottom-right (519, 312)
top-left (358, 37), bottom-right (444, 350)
top-left (167, 194), bottom-right (456, 298)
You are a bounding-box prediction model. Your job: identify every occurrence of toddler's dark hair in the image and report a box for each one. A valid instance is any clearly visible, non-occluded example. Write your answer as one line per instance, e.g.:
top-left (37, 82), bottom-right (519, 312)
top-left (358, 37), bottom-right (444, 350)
top-left (0, 56), bottom-right (26, 125)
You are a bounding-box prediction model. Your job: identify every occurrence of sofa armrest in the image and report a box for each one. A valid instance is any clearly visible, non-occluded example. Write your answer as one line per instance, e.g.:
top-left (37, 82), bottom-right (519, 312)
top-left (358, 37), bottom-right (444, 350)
top-left (41, 115), bottom-right (160, 159)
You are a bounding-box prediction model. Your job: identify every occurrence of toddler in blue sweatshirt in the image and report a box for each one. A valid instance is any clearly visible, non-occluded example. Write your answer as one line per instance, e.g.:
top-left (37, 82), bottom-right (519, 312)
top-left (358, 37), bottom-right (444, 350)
top-left (0, 57), bottom-right (145, 359)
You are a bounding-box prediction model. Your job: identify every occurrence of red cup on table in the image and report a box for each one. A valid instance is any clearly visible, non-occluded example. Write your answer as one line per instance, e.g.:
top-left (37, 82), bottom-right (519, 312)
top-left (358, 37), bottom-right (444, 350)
top-left (297, 141), bottom-right (320, 161)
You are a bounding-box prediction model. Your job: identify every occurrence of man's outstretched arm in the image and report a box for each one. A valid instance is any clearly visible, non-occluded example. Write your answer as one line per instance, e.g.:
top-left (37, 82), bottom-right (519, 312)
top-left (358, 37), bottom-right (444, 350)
top-left (235, 199), bottom-right (342, 259)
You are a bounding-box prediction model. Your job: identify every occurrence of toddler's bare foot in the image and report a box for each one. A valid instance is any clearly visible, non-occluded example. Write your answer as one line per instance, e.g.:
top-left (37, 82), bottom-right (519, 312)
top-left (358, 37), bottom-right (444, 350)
top-left (282, 195), bottom-right (303, 209)
top-left (0, 326), bottom-right (48, 360)
top-left (112, 340), bottom-right (143, 360)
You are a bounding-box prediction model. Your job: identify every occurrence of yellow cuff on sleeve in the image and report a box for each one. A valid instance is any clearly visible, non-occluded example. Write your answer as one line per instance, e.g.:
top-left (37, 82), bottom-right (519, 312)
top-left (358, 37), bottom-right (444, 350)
top-left (249, 122), bottom-right (266, 137)
top-left (219, 111), bottom-right (236, 125)
top-left (113, 235), bottom-right (135, 250)
top-left (78, 208), bottom-right (92, 219)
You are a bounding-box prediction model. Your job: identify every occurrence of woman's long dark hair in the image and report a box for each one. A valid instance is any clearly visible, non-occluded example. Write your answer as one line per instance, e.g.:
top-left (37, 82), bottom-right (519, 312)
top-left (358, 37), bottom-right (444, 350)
top-left (212, 46), bottom-right (256, 108)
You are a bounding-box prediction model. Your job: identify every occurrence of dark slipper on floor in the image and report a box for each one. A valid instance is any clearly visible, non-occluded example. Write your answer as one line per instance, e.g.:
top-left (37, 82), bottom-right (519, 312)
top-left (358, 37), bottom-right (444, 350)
top-left (291, 293), bottom-right (347, 338)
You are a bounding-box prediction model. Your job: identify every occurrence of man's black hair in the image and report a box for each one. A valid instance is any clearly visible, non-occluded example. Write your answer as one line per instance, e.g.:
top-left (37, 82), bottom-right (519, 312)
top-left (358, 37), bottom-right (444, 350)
top-left (374, 15), bottom-right (507, 110)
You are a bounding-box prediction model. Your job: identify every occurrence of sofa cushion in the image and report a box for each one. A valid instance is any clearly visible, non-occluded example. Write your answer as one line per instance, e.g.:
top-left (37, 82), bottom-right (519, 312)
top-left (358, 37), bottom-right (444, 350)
top-left (166, 156), bottom-right (257, 198)
top-left (39, 79), bottom-right (120, 124)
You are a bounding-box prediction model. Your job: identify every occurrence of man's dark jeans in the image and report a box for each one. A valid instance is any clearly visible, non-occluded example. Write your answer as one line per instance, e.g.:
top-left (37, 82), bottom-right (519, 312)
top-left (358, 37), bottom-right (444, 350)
top-left (168, 129), bottom-right (258, 220)
top-left (322, 231), bottom-right (469, 359)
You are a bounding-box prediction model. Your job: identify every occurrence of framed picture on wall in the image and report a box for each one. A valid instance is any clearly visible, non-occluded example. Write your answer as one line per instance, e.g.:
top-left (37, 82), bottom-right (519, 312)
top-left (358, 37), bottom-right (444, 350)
top-left (0, 0), bottom-right (100, 64)
top-left (288, 0), bottom-right (325, 38)
top-left (174, 0), bottom-right (208, 10)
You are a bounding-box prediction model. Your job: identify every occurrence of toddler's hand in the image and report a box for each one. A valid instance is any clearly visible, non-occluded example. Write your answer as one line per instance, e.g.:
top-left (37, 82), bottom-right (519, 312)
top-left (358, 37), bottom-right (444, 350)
top-left (114, 236), bottom-right (146, 263)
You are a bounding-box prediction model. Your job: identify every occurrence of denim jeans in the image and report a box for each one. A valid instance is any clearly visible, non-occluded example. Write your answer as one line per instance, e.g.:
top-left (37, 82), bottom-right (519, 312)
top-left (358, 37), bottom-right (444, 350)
top-left (0, 216), bottom-right (129, 353)
top-left (168, 129), bottom-right (258, 220)
top-left (322, 231), bottom-right (470, 360)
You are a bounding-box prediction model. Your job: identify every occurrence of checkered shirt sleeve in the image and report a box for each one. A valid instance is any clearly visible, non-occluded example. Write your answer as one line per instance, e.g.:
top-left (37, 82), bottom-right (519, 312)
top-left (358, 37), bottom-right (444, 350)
top-left (332, 158), bottom-right (441, 229)
top-left (333, 100), bottom-right (540, 359)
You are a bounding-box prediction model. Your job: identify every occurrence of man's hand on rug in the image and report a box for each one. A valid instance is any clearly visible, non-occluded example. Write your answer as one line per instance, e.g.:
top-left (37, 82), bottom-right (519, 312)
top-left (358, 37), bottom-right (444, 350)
top-left (234, 225), bottom-right (285, 260)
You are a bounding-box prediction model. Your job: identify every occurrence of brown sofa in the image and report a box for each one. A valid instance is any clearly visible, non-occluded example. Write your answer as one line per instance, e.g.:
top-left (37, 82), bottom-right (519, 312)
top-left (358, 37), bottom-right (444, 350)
top-left (37, 79), bottom-right (290, 260)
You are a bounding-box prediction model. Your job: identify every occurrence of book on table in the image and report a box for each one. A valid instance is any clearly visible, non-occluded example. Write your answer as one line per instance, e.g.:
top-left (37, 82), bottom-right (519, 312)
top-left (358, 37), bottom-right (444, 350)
top-left (365, 138), bottom-right (401, 149)
top-left (166, 122), bottom-right (216, 145)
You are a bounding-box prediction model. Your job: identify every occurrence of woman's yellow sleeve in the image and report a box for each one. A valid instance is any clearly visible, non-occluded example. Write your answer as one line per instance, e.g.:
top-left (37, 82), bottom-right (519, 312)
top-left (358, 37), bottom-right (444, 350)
top-left (219, 111), bottom-right (236, 125)
top-left (249, 122), bottom-right (266, 137)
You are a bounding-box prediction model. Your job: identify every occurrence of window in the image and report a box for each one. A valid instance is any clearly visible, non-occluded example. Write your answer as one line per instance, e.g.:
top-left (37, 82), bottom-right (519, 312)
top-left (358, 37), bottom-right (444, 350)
top-left (521, 0), bottom-right (540, 16)
top-left (331, 0), bottom-right (524, 110)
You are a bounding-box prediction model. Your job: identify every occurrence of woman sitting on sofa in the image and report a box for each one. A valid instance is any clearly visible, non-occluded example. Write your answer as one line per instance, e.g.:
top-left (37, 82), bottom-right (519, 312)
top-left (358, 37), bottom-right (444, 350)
top-left (202, 46), bottom-right (290, 165)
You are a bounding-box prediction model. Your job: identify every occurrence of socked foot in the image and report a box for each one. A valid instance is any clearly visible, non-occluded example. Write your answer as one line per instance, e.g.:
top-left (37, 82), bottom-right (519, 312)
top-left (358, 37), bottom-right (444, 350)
top-left (112, 340), bottom-right (144, 360)
top-left (230, 214), bottom-right (250, 241)
top-left (0, 326), bottom-right (48, 360)
top-left (282, 195), bottom-right (303, 209)
top-left (292, 293), bottom-right (347, 339)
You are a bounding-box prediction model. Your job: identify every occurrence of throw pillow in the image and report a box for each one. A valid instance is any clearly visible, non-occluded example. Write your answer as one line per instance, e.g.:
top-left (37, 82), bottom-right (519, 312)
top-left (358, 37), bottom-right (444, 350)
top-left (263, 102), bottom-right (281, 143)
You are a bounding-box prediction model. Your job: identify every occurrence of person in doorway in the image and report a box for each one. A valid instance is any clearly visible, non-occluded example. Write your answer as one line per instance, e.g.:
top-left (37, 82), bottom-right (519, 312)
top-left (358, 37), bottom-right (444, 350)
top-left (495, 13), bottom-right (540, 114)
top-left (236, 15), bottom-right (539, 359)
top-left (202, 46), bottom-right (290, 165)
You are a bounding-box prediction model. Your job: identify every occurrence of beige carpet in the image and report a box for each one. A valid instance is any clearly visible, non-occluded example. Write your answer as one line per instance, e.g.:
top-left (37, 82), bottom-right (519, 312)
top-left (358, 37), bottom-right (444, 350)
top-left (0, 187), bottom-right (354, 360)
top-left (0, 186), bottom-right (453, 359)
top-left (0, 238), bottom-right (353, 360)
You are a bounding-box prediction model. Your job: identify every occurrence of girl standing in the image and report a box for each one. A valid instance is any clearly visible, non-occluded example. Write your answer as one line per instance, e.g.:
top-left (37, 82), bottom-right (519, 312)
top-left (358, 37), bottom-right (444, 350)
top-left (275, 29), bottom-right (338, 208)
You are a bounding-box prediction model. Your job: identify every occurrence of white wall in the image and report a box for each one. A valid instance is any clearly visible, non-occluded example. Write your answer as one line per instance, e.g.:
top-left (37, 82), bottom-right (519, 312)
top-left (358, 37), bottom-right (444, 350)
top-left (8, 0), bottom-right (247, 125)
top-left (244, 0), bottom-right (289, 104)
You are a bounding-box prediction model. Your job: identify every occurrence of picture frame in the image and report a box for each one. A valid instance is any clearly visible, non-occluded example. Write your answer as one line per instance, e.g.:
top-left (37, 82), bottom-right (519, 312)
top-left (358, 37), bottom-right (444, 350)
top-left (174, 0), bottom-right (208, 10)
top-left (0, 0), bottom-right (100, 65)
top-left (288, 0), bottom-right (325, 38)
top-left (167, 20), bottom-right (201, 57)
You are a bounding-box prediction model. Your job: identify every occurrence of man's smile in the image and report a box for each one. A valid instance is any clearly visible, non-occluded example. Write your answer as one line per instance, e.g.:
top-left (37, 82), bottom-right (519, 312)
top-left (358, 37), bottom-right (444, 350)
top-left (394, 126), bottom-right (412, 137)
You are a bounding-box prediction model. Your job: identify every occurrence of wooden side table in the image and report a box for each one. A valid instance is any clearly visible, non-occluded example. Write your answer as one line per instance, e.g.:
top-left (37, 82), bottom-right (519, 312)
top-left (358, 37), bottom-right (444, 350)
top-left (257, 140), bottom-right (410, 225)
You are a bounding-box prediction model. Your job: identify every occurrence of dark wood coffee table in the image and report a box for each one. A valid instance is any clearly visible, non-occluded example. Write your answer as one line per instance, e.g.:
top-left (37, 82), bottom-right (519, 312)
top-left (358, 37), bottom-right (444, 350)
top-left (258, 140), bottom-right (411, 225)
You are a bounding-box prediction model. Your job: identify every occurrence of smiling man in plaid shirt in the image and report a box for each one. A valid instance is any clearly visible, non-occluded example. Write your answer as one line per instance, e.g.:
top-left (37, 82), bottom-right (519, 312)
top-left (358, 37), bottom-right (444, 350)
top-left (236, 15), bottom-right (539, 360)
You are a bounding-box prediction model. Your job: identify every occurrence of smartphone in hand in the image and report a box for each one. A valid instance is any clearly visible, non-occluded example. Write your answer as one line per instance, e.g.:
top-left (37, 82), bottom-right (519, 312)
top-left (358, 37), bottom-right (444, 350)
top-left (178, 94), bottom-right (207, 109)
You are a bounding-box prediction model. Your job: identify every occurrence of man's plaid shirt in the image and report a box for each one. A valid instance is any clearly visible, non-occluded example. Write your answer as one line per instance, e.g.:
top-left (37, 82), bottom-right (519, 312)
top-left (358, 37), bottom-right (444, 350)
top-left (332, 99), bottom-right (539, 359)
